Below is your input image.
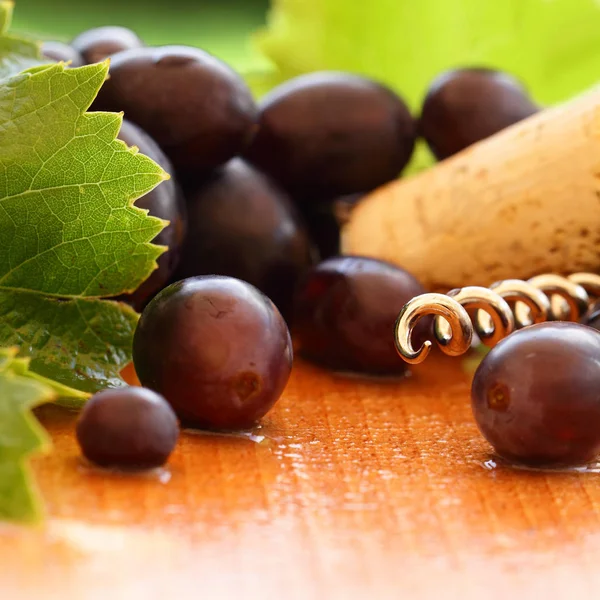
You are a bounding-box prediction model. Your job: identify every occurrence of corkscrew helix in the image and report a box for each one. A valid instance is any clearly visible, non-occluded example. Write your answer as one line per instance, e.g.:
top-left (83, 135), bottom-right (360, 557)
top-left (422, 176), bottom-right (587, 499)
top-left (394, 272), bottom-right (600, 364)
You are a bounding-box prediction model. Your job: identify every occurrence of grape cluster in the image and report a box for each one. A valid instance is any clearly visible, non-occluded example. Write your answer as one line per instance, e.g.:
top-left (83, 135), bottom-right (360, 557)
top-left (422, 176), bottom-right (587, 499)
top-left (51, 25), bottom-right (599, 471)
top-left (42, 26), bottom-right (539, 320)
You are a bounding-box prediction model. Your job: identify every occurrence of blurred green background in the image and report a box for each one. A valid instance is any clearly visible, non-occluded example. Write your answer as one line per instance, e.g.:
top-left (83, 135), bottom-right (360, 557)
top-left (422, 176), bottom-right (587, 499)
top-left (12, 0), bottom-right (270, 70)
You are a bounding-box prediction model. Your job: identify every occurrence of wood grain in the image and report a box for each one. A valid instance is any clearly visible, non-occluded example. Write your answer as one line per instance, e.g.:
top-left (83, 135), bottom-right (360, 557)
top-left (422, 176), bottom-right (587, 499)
top-left (2, 356), bottom-right (600, 600)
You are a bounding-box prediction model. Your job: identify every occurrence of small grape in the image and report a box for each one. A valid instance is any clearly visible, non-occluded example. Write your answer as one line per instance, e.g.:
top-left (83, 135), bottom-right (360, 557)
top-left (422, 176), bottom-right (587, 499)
top-left (292, 256), bottom-right (429, 374)
top-left (71, 26), bottom-right (142, 64)
top-left (420, 68), bottom-right (539, 160)
top-left (472, 322), bottom-right (600, 467)
top-left (76, 387), bottom-right (179, 470)
top-left (41, 41), bottom-right (83, 67)
top-left (133, 276), bottom-right (293, 430)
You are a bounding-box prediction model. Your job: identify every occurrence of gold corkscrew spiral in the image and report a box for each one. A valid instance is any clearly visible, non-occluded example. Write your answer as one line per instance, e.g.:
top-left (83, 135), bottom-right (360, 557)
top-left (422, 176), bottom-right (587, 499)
top-left (394, 272), bottom-right (600, 365)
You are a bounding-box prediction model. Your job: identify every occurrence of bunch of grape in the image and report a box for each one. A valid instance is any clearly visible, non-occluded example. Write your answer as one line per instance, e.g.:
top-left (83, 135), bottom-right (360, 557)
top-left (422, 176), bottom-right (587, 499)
top-left (48, 27), bottom-right (599, 471)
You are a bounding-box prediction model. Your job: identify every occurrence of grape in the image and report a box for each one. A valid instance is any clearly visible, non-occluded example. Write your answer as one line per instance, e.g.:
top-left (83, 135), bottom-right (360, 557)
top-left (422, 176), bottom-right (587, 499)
top-left (420, 68), bottom-right (539, 160)
top-left (292, 256), bottom-right (429, 374)
top-left (245, 72), bottom-right (416, 199)
top-left (172, 159), bottom-right (315, 320)
top-left (71, 26), bottom-right (142, 64)
top-left (92, 46), bottom-right (257, 174)
top-left (117, 119), bottom-right (187, 310)
top-left (582, 300), bottom-right (600, 331)
top-left (76, 387), bottom-right (179, 469)
top-left (41, 41), bottom-right (83, 67)
top-left (133, 276), bottom-right (293, 430)
top-left (472, 322), bottom-right (600, 467)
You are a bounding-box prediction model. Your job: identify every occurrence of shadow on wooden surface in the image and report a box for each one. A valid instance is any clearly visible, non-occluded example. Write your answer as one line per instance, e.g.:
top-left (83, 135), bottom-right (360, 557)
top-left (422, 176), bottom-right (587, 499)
top-left (2, 356), bottom-right (599, 599)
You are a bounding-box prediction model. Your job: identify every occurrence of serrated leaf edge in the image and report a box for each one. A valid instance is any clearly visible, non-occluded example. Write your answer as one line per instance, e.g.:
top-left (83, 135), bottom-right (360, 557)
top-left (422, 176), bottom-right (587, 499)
top-left (0, 346), bottom-right (56, 524)
top-left (0, 61), bottom-right (171, 299)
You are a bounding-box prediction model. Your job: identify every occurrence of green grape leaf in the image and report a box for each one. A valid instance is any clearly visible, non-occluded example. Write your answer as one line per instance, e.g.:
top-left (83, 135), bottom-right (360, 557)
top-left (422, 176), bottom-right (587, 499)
top-left (252, 0), bottom-right (600, 175)
top-left (0, 5), bottom-right (169, 525)
top-left (0, 1), bottom-right (47, 79)
top-left (0, 347), bottom-right (86, 523)
top-left (0, 60), bottom-right (168, 394)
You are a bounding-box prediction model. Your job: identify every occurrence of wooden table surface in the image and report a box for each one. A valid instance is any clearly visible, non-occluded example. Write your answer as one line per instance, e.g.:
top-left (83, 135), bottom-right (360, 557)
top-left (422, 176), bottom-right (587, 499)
top-left (2, 354), bottom-right (599, 600)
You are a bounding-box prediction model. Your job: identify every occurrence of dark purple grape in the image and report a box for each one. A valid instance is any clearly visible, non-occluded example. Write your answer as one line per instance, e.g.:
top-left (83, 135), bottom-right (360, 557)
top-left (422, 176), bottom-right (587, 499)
top-left (172, 159), bottom-right (315, 320)
top-left (245, 72), bottom-right (416, 199)
top-left (41, 41), bottom-right (83, 66)
top-left (71, 26), bottom-right (142, 64)
top-left (117, 119), bottom-right (187, 310)
top-left (472, 322), bottom-right (600, 467)
top-left (76, 387), bottom-right (179, 469)
top-left (420, 68), bottom-right (539, 160)
top-left (92, 46), bottom-right (257, 175)
top-left (133, 276), bottom-right (293, 430)
top-left (292, 256), bottom-right (429, 374)
top-left (582, 300), bottom-right (600, 331)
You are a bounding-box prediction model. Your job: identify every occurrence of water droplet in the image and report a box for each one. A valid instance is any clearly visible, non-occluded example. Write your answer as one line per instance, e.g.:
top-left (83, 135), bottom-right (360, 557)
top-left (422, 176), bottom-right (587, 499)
top-left (78, 459), bottom-right (172, 483)
top-left (183, 428), bottom-right (267, 444)
top-left (511, 461), bottom-right (600, 474)
top-left (482, 456), bottom-right (600, 473)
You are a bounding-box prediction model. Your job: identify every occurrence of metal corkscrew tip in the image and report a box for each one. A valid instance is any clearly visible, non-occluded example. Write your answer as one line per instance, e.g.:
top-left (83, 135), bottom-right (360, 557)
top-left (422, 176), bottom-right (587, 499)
top-left (394, 272), bottom-right (600, 364)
